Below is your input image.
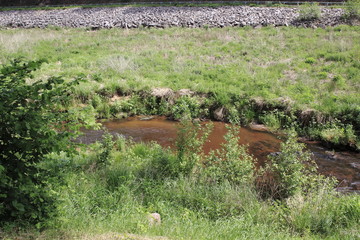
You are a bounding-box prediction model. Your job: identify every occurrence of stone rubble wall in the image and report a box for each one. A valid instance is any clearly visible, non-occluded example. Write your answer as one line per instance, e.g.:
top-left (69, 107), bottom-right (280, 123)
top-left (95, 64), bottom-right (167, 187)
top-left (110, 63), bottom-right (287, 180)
top-left (0, 6), bottom-right (346, 29)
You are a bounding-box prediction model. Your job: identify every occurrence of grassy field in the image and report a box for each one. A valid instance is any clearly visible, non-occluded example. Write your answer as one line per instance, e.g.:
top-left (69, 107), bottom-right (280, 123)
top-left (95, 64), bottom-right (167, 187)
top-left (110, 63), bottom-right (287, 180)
top-left (0, 26), bottom-right (359, 109)
top-left (0, 26), bottom-right (359, 147)
top-left (1, 25), bottom-right (360, 239)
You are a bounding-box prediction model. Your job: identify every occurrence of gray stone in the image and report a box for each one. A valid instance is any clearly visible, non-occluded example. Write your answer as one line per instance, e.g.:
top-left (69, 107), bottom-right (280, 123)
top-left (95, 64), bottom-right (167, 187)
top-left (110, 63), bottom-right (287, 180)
top-left (350, 162), bottom-right (360, 170)
top-left (148, 212), bottom-right (161, 226)
top-left (0, 6), bottom-right (346, 29)
top-left (213, 106), bottom-right (226, 121)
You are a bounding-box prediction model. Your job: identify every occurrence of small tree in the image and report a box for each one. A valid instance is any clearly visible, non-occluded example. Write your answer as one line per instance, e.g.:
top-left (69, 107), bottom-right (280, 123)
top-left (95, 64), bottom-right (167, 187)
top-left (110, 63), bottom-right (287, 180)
top-left (175, 119), bottom-right (212, 176)
top-left (0, 59), bottom-right (86, 224)
top-left (202, 125), bottom-right (255, 185)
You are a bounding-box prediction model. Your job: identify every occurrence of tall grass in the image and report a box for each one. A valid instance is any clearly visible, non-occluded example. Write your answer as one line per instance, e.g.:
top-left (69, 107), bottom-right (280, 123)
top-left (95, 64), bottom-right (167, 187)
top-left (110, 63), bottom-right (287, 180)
top-left (5, 123), bottom-right (349, 240)
top-left (0, 26), bottom-right (358, 115)
top-left (2, 27), bottom-right (358, 146)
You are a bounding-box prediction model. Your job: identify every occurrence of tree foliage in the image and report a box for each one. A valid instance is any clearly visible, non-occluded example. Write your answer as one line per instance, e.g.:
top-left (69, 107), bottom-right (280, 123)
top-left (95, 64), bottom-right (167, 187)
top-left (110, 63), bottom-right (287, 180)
top-left (0, 59), bottom-right (84, 224)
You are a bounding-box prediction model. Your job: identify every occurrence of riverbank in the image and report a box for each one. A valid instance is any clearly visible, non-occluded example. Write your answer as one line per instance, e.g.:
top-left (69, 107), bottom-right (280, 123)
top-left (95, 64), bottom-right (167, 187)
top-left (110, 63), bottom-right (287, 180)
top-left (91, 87), bottom-right (360, 151)
top-left (0, 26), bottom-right (359, 149)
top-left (77, 116), bottom-right (360, 192)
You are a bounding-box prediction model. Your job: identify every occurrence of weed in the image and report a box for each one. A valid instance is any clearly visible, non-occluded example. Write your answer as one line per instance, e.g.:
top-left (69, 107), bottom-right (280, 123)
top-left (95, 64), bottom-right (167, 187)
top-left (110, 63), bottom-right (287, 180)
top-left (96, 133), bottom-right (114, 167)
top-left (259, 131), bottom-right (337, 200)
top-left (281, 192), bottom-right (360, 235)
top-left (202, 125), bottom-right (255, 185)
top-left (344, 0), bottom-right (360, 20)
top-left (305, 57), bottom-right (316, 64)
top-left (175, 120), bottom-right (212, 176)
top-left (171, 96), bottom-right (201, 120)
top-left (298, 3), bottom-right (321, 21)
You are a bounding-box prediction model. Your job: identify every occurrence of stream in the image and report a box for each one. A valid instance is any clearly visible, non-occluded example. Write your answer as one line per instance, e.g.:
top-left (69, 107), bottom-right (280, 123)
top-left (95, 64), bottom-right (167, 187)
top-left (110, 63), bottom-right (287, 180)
top-left (79, 116), bottom-right (360, 193)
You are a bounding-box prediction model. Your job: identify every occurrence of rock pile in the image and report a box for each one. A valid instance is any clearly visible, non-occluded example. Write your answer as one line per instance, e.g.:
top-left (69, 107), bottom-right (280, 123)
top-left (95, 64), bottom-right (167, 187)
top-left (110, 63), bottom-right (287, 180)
top-left (0, 6), bottom-right (346, 29)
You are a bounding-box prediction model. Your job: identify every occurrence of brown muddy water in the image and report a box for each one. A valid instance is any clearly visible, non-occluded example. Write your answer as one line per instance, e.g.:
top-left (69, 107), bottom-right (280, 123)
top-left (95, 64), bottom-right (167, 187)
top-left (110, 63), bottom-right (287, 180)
top-left (79, 116), bottom-right (360, 192)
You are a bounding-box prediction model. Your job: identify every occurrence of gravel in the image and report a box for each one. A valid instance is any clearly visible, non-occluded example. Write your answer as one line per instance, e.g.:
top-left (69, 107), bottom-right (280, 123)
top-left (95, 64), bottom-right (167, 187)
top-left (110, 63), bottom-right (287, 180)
top-left (0, 6), bottom-right (346, 29)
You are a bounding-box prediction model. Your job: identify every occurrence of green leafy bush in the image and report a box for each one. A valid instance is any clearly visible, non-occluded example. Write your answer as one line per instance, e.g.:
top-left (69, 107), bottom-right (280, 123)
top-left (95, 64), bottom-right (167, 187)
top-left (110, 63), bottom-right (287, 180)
top-left (175, 120), bottom-right (212, 176)
top-left (171, 96), bottom-right (201, 120)
top-left (298, 3), bottom-right (321, 21)
top-left (96, 133), bottom-right (115, 168)
top-left (202, 125), bottom-right (255, 185)
top-left (0, 59), bottom-right (87, 224)
top-left (344, 0), bottom-right (360, 19)
top-left (260, 131), bottom-right (336, 200)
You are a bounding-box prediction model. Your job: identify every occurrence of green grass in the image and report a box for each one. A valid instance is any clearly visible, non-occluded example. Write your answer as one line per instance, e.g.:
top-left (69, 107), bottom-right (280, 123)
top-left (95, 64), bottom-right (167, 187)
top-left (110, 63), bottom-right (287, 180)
top-left (1, 25), bottom-right (359, 240)
top-left (0, 26), bottom-right (358, 112)
top-left (0, 26), bottom-right (359, 147)
top-left (3, 134), bottom-right (359, 240)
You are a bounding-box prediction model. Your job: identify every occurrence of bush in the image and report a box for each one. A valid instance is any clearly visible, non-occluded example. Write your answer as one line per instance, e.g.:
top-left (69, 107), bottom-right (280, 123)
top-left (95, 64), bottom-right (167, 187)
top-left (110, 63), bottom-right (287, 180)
top-left (96, 133), bottom-right (115, 168)
top-left (202, 125), bottom-right (255, 185)
top-left (0, 59), bottom-right (88, 224)
top-left (171, 96), bottom-right (201, 120)
top-left (298, 3), bottom-right (321, 21)
top-left (344, 0), bottom-right (360, 20)
top-left (259, 131), bottom-right (336, 200)
top-left (175, 120), bottom-right (212, 176)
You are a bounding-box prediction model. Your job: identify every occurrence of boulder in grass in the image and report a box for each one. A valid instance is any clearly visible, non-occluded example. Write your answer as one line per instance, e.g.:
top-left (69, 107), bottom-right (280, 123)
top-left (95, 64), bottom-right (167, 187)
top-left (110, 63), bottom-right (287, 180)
top-left (148, 212), bottom-right (161, 226)
top-left (213, 106), bottom-right (226, 121)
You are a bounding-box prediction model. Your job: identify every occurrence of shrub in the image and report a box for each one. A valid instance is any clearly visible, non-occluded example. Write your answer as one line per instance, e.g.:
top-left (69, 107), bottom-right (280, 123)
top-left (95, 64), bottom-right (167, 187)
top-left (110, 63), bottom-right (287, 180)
top-left (202, 125), bottom-right (255, 185)
top-left (171, 96), bottom-right (201, 120)
top-left (344, 0), bottom-right (360, 20)
top-left (175, 120), bottom-right (212, 176)
top-left (298, 3), bottom-right (321, 21)
top-left (0, 59), bottom-right (89, 224)
top-left (96, 133), bottom-right (115, 168)
top-left (259, 131), bottom-right (336, 200)
top-left (305, 57), bottom-right (316, 64)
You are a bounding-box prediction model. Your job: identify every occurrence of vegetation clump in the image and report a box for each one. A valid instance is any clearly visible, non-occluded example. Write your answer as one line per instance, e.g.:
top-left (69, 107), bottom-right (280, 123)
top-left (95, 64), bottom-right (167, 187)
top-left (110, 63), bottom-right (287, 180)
top-left (344, 0), bottom-right (360, 20)
top-left (203, 125), bottom-right (255, 185)
top-left (259, 131), bottom-right (336, 200)
top-left (298, 3), bottom-right (321, 21)
top-left (0, 59), bottom-right (94, 224)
